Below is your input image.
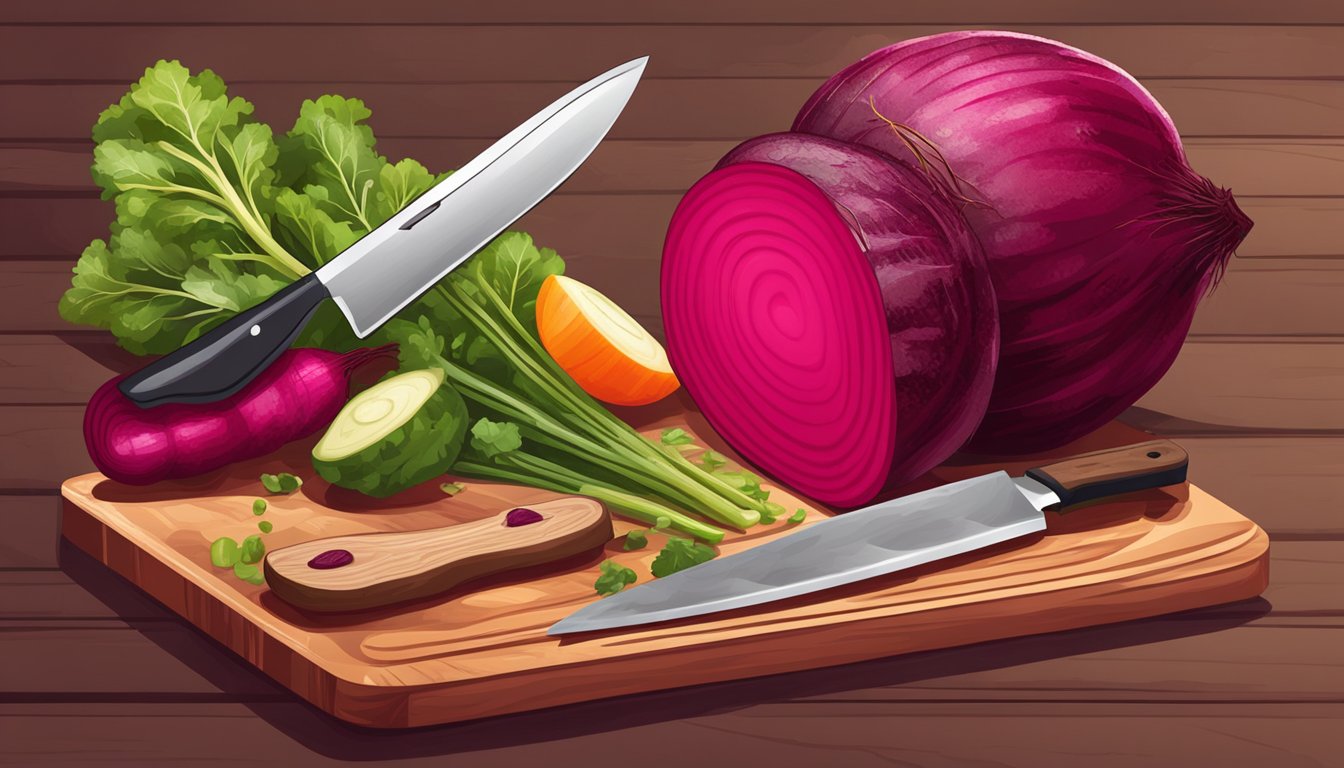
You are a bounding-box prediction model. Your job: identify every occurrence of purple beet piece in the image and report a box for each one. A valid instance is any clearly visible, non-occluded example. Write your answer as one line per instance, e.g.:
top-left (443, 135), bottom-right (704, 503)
top-left (505, 507), bottom-right (544, 527)
top-left (308, 549), bottom-right (354, 569)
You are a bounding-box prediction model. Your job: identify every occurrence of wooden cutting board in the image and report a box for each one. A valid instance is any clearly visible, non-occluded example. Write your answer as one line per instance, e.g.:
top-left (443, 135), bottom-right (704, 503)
top-left (60, 410), bottom-right (1268, 729)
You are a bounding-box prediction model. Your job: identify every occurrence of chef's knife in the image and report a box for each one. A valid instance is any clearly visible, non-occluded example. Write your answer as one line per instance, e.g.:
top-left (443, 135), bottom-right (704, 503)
top-left (119, 56), bottom-right (649, 407)
top-left (550, 440), bottom-right (1188, 635)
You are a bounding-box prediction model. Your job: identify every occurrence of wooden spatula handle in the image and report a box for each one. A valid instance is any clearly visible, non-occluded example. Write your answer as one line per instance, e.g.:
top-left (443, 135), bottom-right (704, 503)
top-left (264, 497), bottom-right (612, 613)
top-left (1025, 439), bottom-right (1189, 509)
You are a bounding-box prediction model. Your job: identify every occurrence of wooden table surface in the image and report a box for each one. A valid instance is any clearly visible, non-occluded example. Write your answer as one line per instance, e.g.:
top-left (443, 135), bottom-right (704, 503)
top-left (1, 2), bottom-right (1340, 765)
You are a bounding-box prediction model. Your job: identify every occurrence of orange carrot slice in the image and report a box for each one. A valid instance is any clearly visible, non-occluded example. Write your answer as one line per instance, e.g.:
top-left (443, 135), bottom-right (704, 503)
top-left (536, 275), bottom-right (680, 406)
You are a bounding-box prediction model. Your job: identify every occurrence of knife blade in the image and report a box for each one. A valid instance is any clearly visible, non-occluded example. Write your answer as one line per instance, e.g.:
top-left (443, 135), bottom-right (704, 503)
top-left (549, 440), bottom-right (1188, 636)
top-left (119, 56), bottom-right (649, 408)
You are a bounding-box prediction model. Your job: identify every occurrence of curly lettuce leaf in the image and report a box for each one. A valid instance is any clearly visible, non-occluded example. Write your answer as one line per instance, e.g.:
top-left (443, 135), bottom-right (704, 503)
top-left (63, 62), bottom-right (450, 356)
top-left (60, 230), bottom-right (285, 355)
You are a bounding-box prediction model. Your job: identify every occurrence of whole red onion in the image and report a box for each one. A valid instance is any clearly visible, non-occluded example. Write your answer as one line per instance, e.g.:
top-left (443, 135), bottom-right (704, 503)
top-left (794, 30), bottom-right (1253, 453)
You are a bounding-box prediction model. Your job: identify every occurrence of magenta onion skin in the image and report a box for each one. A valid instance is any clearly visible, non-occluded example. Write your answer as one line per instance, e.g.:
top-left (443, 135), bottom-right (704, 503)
top-left (663, 138), bottom-right (996, 507)
top-left (84, 346), bottom-right (394, 485)
top-left (794, 30), bottom-right (1253, 453)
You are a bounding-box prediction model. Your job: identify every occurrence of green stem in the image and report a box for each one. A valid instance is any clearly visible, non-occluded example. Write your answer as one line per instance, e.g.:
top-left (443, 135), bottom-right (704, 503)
top-left (447, 284), bottom-right (768, 516)
top-left (437, 356), bottom-right (756, 528)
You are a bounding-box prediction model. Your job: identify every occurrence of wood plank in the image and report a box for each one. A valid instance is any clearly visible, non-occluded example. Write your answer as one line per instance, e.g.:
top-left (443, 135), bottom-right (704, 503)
top-left (1157, 436), bottom-right (1344, 537)
top-left (1190, 258), bottom-right (1344, 337)
top-left (3, 26), bottom-right (1343, 82)
top-left (1, 702), bottom-right (1338, 768)
top-left (1, 194), bottom-right (1334, 264)
top-left (8, 137), bottom-right (1340, 196)
top-left (0, 625), bottom-right (283, 696)
top-left (0, 406), bottom-right (92, 489)
top-left (1134, 340), bottom-right (1344, 432)
top-left (3, 79), bottom-right (1342, 142)
top-left (0, 335), bottom-right (127, 404)
top-left (0, 496), bottom-right (61, 569)
top-left (8, 0), bottom-right (1344, 24)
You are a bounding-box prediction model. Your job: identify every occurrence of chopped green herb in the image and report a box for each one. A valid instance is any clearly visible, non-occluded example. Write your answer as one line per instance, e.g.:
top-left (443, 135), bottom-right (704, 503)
top-left (233, 561), bottom-right (265, 586)
top-left (788, 508), bottom-right (807, 524)
top-left (261, 472), bottom-right (302, 494)
top-left (209, 537), bottom-right (240, 568)
top-left (595, 560), bottom-right (638, 596)
top-left (760, 501), bottom-right (786, 524)
top-left (700, 449), bottom-right (727, 471)
top-left (659, 427), bottom-right (694, 446)
top-left (239, 534), bottom-right (265, 564)
top-left (653, 515), bottom-right (672, 531)
top-left (651, 537), bottom-right (718, 578)
top-left (623, 529), bottom-right (649, 550)
top-left (470, 418), bottom-right (523, 457)
top-left (252, 499), bottom-right (267, 516)
top-left (715, 470), bottom-right (771, 503)
top-left (258, 521), bottom-right (274, 534)
top-left (439, 481), bottom-right (466, 496)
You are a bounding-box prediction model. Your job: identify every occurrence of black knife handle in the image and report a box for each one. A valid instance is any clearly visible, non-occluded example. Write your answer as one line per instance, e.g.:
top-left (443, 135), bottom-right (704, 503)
top-left (1024, 440), bottom-right (1189, 508)
top-left (119, 273), bottom-right (330, 408)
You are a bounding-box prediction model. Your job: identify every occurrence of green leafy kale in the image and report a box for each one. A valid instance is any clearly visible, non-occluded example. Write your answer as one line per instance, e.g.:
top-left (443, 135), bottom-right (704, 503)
top-left (651, 537), bottom-right (718, 578)
top-left (595, 560), bottom-right (638, 596)
top-left (60, 60), bottom-right (443, 354)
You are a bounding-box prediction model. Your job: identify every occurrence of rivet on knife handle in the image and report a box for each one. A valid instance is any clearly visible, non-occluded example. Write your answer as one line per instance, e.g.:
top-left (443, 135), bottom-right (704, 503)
top-left (118, 273), bottom-right (330, 408)
top-left (1024, 439), bottom-right (1189, 508)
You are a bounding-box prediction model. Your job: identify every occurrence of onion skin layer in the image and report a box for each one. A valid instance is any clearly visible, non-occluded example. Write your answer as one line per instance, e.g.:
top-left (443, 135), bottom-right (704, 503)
top-left (794, 30), bottom-right (1253, 453)
top-left (84, 346), bottom-right (393, 485)
top-left (663, 136), bottom-right (997, 507)
top-left (536, 274), bottom-right (680, 406)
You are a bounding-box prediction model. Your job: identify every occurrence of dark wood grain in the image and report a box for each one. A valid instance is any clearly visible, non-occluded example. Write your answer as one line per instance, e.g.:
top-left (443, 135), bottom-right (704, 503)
top-left (1190, 259), bottom-right (1344, 337)
top-left (1, 702), bottom-right (1340, 768)
top-left (1135, 340), bottom-right (1344, 431)
top-left (3, 80), bottom-right (1342, 143)
top-left (0, 496), bottom-right (61, 568)
top-left (2, 26), bottom-right (1342, 82)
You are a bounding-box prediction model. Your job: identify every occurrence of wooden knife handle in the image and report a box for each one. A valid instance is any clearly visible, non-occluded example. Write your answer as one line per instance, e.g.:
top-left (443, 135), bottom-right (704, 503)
top-left (1025, 439), bottom-right (1189, 509)
top-left (263, 497), bottom-right (612, 613)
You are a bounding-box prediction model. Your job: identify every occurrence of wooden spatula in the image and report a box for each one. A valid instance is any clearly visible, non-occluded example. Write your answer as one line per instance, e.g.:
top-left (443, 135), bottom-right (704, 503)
top-left (264, 497), bottom-right (612, 612)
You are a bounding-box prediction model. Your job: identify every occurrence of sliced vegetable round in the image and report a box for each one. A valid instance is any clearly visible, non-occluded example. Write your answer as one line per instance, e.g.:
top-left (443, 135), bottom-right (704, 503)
top-left (536, 274), bottom-right (680, 406)
top-left (312, 368), bottom-right (470, 498)
top-left (662, 137), bottom-right (997, 507)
